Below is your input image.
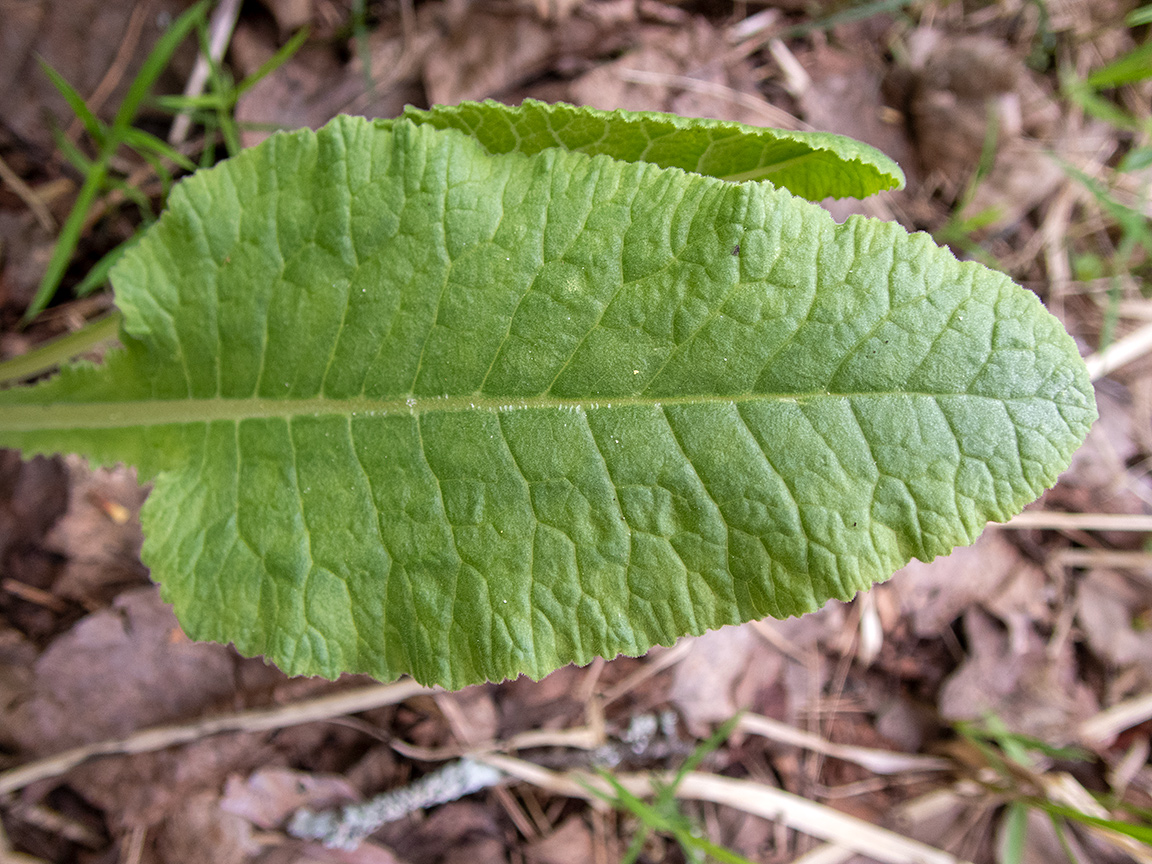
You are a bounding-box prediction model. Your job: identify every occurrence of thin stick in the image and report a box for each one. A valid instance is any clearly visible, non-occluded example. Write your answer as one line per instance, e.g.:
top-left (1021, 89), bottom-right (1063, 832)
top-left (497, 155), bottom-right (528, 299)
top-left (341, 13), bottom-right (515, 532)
top-left (790, 846), bottom-right (855, 864)
top-left (0, 153), bottom-right (55, 232)
top-left (1, 579), bottom-right (69, 613)
top-left (1080, 691), bottom-right (1152, 747)
top-left (389, 725), bottom-right (603, 762)
top-left (67, 0), bottom-right (151, 140)
top-left (1052, 549), bottom-right (1152, 571)
top-left (600, 639), bottom-right (693, 705)
top-left (738, 713), bottom-right (951, 775)
top-left (0, 679), bottom-right (433, 795)
top-left (120, 825), bottom-right (147, 864)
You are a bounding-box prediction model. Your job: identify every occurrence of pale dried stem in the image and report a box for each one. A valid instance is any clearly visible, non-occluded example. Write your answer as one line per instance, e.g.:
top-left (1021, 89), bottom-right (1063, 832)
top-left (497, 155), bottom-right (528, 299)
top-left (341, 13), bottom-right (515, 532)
top-left (738, 713), bottom-right (952, 775)
top-left (1002, 511), bottom-right (1152, 532)
top-left (169, 0), bottom-right (242, 145)
top-left (600, 638), bottom-right (693, 705)
top-left (478, 754), bottom-right (976, 864)
top-left (1051, 548), bottom-right (1152, 571)
top-left (1085, 320), bottom-right (1152, 380)
top-left (1080, 691), bottom-right (1152, 748)
top-left (389, 726), bottom-right (604, 763)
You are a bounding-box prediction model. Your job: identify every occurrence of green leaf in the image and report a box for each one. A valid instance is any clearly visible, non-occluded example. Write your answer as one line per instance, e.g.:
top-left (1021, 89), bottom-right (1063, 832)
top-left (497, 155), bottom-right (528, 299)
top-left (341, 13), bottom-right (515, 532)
top-left (0, 112), bottom-right (1095, 688)
top-left (381, 99), bottom-right (905, 201)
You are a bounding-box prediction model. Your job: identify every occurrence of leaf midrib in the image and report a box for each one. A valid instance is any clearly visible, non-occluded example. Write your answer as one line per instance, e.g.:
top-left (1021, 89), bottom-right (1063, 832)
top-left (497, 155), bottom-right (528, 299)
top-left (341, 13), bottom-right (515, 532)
top-left (1, 388), bottom-right (1017, 431)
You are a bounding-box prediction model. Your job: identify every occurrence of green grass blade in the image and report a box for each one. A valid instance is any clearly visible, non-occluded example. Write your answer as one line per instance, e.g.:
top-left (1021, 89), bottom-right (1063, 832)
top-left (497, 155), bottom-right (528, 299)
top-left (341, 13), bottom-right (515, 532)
top-left (120, 127), bottom-right (196, 171)
top-left (673, 715), bottom-right (743, 789)
top-left (153, 93), bottom-right (229, 112)
top-left (236, 27), bottom-right (310, 97)
top-left (1048, 814), bottom-right (1083, 864)
top-left (23, 0), bottom-right (207, 324)
top-left (23, 161), bottom-right (109, 322)
top-left (1086, 41), bottom-right (1152, 88)
top-left (1038, 803), bottom-right (1152, 846)
top-left (194, 21), bottom-right (243, 157)
top-left (999, 802), bottom-right (1029, 864)
top-left (1128, 5), bottom-right (1152, 25)
top-left (73, 237), bottom-right (140, 298)
top-left (50, 124), bottom-right (95, 175)
top-left (780, 0), bottom-right (916, 38)
top-left (37, 58), bottom-right (108, 147)
top-left (350, 0), bottom-right (374, 95)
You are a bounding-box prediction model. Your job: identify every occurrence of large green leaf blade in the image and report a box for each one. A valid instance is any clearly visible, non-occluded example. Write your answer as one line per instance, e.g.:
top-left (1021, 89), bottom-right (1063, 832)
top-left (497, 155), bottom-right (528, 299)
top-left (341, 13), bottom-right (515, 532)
top-left (0, 115), bottom-right (1094, 687)
top-left (381, 99), bottom-right (906, 201)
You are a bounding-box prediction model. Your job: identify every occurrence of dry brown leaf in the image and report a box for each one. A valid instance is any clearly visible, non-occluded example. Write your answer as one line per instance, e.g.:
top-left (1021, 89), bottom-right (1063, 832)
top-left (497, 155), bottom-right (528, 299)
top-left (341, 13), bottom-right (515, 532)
top-left (890, 531), bottom-right (1049, 638)
top-left (10, 586), bottom-right (239, 755)
top-left (281, 840), bottom-right (413, 864)
top-left (0, 209), bottom-right (56, 312)
top-left (258, 0), bottom-right (313, 33)
top-left (0, 626), bottom-right (36, 752)
top-left (232, 22), bottom-right (355, 149)
top-left (939, 608), bottom-right (1097, 741)
top-left (232, 16), bottom-right (428, 149)
top-left (0, 0), bottom-right (194, 149)
top-left (437, 685), bottom-right (500, 746)
top-left (899, 32), bottom-right (1022, 196)
top-left (1076, 570), bottom-right (1152, 672)
top-left (377, 801), bottom-right (505, 864)
top-left (156, 789), bottom-right (259, 864)
top-left (0, 447), bottom-right (68, 554)
top-left (525, 816), bottom-right (593, 864)
top-left (42, 456), bottom-right (148, 606)
top-left (1056, 387), bottom-right (1151, 524)
top-left (423, 8), bottom-right (601, 106)
top-left (1046, 0), bottom-right (1133, 39)
top-left (794, 43), bottom-right (915, 179)
top-left (221, 768), bottom-right (360, 830)
top-left (441, 836), bottom-right (508, 864)
top-left (0, 452), bottom-right (69, 638)
top-left (63, 732), bottom-right (275, 833)
top-left (424, 9), bottom-right (553, 105)
top-left (964, 140), bottom-right (1065, 234)
top-left (568, 19), bottom-right (768, 124)
top-left (497, 665), bottom-right (585, 736)
top-left (669, 625), bottom-right (758, 736)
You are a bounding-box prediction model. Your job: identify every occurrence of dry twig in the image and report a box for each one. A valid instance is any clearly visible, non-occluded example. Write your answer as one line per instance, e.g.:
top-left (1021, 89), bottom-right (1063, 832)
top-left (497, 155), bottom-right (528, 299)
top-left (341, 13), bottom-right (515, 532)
top-left (0, 679), bottom-right (432, 795)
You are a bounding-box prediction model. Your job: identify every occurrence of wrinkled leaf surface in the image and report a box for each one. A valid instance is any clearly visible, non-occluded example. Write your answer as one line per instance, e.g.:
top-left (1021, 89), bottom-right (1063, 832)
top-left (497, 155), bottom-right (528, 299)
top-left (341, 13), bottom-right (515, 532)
top-left (0, 113), bottom-right (1095, 686)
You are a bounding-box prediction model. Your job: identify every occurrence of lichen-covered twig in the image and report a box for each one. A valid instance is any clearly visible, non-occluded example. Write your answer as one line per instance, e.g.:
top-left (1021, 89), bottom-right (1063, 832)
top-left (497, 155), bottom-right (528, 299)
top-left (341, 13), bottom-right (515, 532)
top-left (288, 758), bottom-right (505, 850)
